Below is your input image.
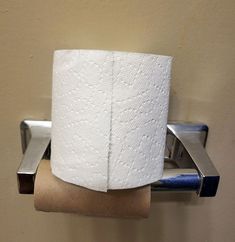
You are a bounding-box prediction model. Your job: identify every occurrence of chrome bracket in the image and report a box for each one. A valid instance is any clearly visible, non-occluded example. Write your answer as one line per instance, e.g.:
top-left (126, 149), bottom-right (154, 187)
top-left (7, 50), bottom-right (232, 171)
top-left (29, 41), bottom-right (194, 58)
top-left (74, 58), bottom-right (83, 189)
top-left (17, 120), bottom-right (220, 197)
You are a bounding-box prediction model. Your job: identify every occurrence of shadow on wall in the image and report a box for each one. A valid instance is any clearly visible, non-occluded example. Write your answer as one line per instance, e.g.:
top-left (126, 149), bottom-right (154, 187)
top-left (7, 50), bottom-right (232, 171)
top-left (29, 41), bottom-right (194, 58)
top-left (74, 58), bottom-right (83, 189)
top-left (63, 193), bottom-right (209, 242)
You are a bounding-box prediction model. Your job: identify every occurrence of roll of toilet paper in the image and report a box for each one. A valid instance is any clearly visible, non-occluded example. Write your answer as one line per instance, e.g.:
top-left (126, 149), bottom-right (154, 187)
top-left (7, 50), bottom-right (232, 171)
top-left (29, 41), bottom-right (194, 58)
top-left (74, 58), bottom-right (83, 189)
top-left (51, 49), bottom-right (172, 192)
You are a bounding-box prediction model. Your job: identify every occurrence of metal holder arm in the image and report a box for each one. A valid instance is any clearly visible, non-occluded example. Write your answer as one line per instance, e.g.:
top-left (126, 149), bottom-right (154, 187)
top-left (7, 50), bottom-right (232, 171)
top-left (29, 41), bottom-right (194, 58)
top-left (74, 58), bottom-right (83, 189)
top-left (17, 120), bottom-right (220, 197)
top-left (17, 121), bottom-right (51, 194)
top-left (167, 123), bottom-right (220, 196)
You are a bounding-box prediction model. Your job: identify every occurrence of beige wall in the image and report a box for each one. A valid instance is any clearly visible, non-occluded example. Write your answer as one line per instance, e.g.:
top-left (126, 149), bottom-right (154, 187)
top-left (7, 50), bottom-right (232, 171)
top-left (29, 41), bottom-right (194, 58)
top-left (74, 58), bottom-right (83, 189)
top-left (1, 0), bottom-right (235, 241)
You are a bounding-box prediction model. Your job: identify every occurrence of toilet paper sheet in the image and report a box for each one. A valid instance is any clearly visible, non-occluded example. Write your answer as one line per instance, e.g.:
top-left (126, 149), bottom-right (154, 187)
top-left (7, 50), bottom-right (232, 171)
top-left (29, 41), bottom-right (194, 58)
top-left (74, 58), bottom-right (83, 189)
top-left (51, 50), bottom-right (172, 192)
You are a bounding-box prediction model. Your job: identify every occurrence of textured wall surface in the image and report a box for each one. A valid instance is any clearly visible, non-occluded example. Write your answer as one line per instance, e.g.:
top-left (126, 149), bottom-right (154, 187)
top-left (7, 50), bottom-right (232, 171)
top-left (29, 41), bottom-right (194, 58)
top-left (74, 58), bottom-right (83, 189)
top-left (0, 0), bottom-right (234, 241)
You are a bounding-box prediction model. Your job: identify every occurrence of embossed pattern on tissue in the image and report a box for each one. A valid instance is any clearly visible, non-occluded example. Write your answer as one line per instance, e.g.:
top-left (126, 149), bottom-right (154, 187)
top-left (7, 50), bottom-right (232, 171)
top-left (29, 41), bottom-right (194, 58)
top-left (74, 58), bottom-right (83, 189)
top-left (51, 50), bottom-right (172, 192)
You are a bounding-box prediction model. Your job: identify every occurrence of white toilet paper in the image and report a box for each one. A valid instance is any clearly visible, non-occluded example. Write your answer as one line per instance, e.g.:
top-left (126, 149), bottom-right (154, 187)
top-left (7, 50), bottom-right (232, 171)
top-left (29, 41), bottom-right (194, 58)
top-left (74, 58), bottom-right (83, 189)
top-left (51, 49), bottom-right (172, 192)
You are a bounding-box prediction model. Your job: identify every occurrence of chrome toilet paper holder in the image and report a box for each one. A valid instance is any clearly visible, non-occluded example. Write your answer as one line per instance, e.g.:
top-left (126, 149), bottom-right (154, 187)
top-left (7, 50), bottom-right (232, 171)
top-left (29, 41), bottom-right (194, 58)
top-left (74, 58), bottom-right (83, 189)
top-left (17, 120), bottom-right (220, 197)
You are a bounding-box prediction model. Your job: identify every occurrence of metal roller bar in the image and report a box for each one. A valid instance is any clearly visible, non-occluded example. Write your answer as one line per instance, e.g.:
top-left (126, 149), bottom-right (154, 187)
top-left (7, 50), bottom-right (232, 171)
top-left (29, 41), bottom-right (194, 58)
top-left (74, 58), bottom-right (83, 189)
top-left (153, 168), bottom-right (200, 192)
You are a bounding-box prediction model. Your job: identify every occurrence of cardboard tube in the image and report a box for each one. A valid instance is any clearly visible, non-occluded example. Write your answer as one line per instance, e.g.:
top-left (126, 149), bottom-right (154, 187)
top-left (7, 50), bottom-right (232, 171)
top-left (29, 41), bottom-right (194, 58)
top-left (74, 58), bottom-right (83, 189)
top-left (34, 160), bottom-right (151, 218)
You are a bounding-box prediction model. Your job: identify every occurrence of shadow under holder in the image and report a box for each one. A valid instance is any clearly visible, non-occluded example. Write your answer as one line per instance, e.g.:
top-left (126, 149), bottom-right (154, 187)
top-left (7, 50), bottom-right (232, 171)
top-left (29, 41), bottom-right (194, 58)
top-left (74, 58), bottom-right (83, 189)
top-left (17, 120), bottom-right (220, 197)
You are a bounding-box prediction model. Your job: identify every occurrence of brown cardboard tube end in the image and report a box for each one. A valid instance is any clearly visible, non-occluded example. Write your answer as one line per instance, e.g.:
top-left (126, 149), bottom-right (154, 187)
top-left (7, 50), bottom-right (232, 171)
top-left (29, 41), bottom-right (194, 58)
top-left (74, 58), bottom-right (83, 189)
top-left (34, 160), bottom-right (151, 218)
